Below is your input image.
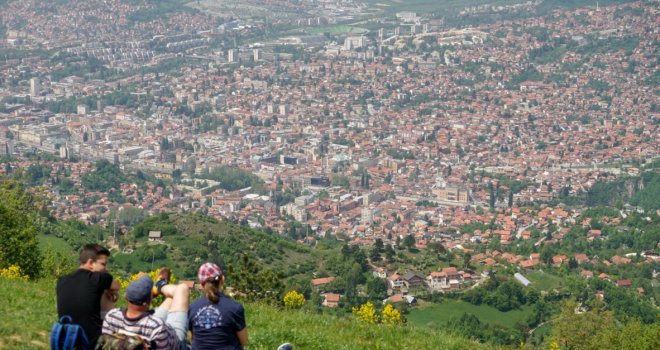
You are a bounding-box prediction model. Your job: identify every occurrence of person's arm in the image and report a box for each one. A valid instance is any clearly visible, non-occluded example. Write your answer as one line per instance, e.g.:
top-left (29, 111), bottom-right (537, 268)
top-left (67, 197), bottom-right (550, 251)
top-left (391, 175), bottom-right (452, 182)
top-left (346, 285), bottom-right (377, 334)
top-left (235, 304), bottom-right (248, 348)
top-left (109, 279), bottom-right (120, 297)
top-left (236, 328), bottom-right (248, 348)
top-left (101, 279), bottom-right (121, 312)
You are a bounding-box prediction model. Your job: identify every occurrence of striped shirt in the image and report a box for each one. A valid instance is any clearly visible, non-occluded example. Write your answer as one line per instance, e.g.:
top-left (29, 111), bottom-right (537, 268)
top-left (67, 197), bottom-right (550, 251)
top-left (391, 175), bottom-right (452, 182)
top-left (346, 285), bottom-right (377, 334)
top-left (102, 308), bottom-right (180, 350)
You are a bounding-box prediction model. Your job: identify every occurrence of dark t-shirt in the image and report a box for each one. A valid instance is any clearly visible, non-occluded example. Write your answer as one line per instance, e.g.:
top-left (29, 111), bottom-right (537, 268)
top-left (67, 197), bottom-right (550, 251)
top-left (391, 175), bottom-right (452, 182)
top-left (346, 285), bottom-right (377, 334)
top-left (188, 294), bottom-right (246, 350)
top-left (56, 269), bottom-right (113, 346)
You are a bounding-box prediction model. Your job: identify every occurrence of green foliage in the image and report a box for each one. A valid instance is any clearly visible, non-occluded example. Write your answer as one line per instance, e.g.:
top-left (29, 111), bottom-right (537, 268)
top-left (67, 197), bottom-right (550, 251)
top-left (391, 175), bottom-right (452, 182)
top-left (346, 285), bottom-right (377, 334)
top-left (575, 35), bottom-right (640, 56)
top-left (0, 278), bottom-right (55, 348)
top-left (366, 276), bottom-right (388, 300)
top-left (408, 300), bottom-right (533, 346)
top-left (22, 164), bottom-right (52, 186)
top-left (81, 159), bottom-right (128, 192)
top-left (331, 174), bottom-right (350, 190)
top-left (126, 0), bottom-right (197, 24)
top-left (332, 138), bottom-right (355, 147)
top-left (51, 218), bottom-right (106, 252)
top-left (199, 166), bottom-right (265, 192)
top-left (630, 171), bottom-right (660, 210)
top-left (50, 57), bottom-right (110, 81)
top-left (444, 312), bottom-right (523, 346)
top-left (529, 44), bottom-right (567, 64)
top-left (387, 148), bottom-right (415, 160)
top-left (45, 90), bottom-right (142, 113)
top-left (130, 214), bottom-right (177, 238)
top-left (0, 180), bottom-right (43, 279)
top-left (548, 300), bottom-right (660, 350)
top-left (507, 67), bottom-right (544, 89)
top-left (225, 254), bottom-right (283, 304)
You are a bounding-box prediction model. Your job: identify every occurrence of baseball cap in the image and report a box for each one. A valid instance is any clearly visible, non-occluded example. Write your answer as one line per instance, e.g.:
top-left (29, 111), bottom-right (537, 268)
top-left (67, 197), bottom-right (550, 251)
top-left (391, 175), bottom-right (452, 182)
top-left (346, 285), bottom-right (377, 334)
top-left (198, 262), bottom-right (223, 285)
top-left (126, 275), bottom-right (153, 305)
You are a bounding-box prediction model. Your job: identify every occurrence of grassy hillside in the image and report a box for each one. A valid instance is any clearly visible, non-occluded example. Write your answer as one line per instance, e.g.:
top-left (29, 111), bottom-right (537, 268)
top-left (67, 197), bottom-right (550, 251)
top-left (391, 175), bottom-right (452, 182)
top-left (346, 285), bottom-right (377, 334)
top-left (408, 300), bottom-right (533, 329)
top-left (101, 212), bottom-right (329, 281)
top-left (0, 278), bottom-right (495, 350)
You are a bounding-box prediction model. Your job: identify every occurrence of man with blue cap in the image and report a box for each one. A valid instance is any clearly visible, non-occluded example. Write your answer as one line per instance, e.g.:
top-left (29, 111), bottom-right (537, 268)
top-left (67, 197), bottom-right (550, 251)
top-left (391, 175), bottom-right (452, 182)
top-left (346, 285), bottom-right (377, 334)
top-left (102, 269), bottom-right (190, 349)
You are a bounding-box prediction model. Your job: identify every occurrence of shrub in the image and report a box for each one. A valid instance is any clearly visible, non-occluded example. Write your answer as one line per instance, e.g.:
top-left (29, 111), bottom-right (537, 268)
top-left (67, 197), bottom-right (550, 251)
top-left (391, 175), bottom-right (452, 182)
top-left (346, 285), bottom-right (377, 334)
top-left (283, 290), bottom-right (305, 309)
top-left (381, 304), bottom-right (403, 326)
top-left (0, 265), bottom-right (28, 280)
top-left (352, 301), bottom-right (378, 325)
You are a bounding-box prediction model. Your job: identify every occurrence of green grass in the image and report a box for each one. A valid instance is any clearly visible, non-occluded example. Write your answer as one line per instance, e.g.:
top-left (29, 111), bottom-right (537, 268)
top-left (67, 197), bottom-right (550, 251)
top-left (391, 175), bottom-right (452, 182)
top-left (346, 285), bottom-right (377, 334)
top-left (304, 25), bottom-right (369, 35)
top-left (0, 278), bottom-right (495, 350)
top-left (0, 278), bottom-right (54, 349)
top-left (407, 300), bottom-right (533, 329)
top-left (525, 271), bottom-right (565, 291)
top-left (38, 234), bottom-right (73, 253)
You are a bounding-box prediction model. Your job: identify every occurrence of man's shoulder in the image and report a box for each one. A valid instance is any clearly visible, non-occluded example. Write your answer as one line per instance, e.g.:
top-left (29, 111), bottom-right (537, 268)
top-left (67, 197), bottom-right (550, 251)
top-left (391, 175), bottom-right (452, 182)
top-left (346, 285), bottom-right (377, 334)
top-left (105, 309), bottom-right (168, 332)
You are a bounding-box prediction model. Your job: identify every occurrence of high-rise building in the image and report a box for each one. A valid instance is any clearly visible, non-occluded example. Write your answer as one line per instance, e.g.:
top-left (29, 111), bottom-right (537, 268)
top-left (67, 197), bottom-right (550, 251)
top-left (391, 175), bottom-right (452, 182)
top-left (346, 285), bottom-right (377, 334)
top-left (228, 49), bottom-right (238, 63)
top-left (29, 77), bottom-right (40, 97)
top-left (343, 36), bottom-right (365, 51)
top-left (253, 48), bottom-right (261, 61)
top-left (279, 104), bottom-right (288, 116)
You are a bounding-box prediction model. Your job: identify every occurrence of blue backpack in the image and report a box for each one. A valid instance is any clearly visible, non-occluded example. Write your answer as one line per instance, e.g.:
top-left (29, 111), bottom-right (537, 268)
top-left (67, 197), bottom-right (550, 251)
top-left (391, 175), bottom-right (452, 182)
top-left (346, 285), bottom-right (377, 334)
top-left (50, 315), bottom-right (89, 350)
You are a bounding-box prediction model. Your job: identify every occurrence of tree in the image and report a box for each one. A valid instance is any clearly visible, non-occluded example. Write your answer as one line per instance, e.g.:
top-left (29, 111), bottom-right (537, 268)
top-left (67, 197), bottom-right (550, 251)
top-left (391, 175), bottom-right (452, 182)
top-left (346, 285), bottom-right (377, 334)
top-left (0, 180), bottom-right (43, 278)
top-left (549, 301), bottom-right (615, 350)
top-left (384, 244), bottom-right (395, 262)
top-left (463, 252), bottom-right (472, 269)
top-left (403, 234), bottom-right (416, 249)
top-left (225, 253), bottom-right (283, 303)
top-left (369, 245), bottom-right (381, 262)
top-left (81, 159), bottom-right (127, 192)
top-left (370, 238), bottom-right (384, 262)
top-left (366, 277), bottom-right (388, 301)
top-left (489, 182), bottom-right (496, 209)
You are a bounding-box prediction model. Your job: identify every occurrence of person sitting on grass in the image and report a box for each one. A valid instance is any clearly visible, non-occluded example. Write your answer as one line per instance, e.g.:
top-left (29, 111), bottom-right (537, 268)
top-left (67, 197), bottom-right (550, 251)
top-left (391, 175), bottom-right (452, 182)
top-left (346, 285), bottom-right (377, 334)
top-left (188, 262), bottom-right (248, 350)
top-left (57, 243), bottom-right (121, 347)
top-left (101, 269), bottom-right (190, 350)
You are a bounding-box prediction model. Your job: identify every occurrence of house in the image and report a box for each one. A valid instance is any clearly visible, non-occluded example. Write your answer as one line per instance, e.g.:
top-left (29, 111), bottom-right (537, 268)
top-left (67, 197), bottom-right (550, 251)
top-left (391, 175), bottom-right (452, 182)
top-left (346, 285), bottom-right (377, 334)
top-left (385, 293), bottom-right (404, 304)
top-left (388, 272), bottom-right (404, 290)
top-left (401, 272), bottom-right (427, 289)
top-left (311, 276), bottom-right (335, 287)
top-left (384, 293), bottom-right (417, 305)
top-left (520, 259), bottom-right (539, 269)
top-left (148, 231), bottom-right (163, 242)
top-left (581, 270), bottom-right (594, 279)
top-left (616, 279), bottom-right (632, 287)
top-left (427, 267), bottom-right (463, 291)
top-left (322, 293), bottom-right (341, 308)
top-left (611, 255), bottom-right (631, 265)
top-left (552, 255), bottom-right (568, 267)
top-left (574, 253), bottom-right (589, 264)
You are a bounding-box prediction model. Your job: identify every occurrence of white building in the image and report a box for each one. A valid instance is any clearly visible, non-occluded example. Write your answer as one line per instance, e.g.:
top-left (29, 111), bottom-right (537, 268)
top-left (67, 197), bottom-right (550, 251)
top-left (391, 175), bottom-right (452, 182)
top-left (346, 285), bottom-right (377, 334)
top-left (29, 77), bottom-right (40, 97)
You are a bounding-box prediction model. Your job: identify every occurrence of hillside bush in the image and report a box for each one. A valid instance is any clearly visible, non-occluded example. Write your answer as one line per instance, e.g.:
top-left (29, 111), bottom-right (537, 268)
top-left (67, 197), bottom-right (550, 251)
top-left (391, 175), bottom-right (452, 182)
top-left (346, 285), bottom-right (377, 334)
top-left (283, 290), bottom-right (305, 309)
